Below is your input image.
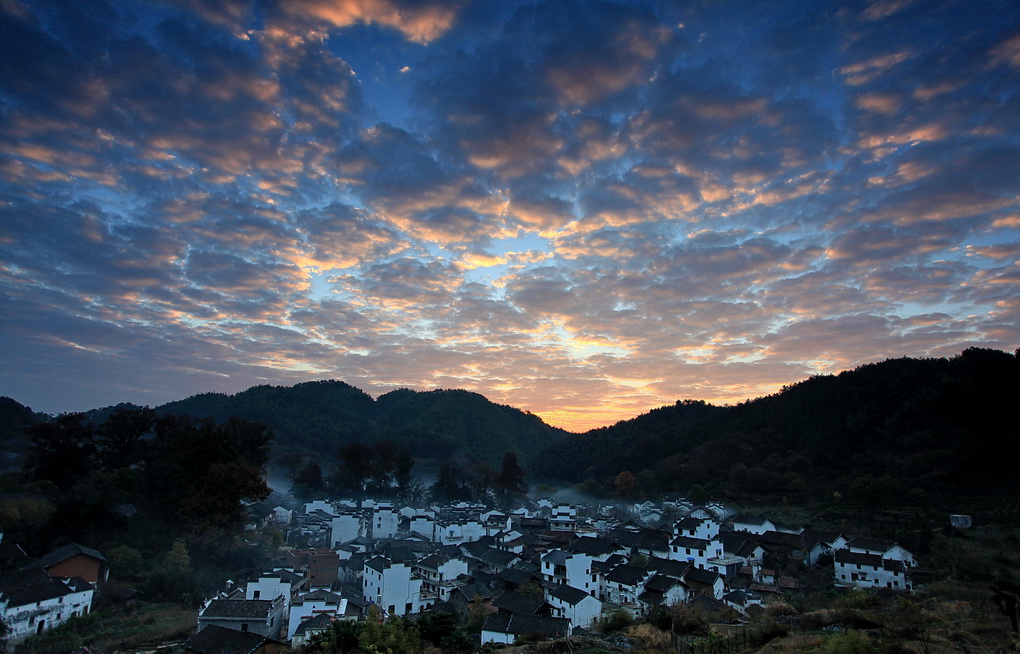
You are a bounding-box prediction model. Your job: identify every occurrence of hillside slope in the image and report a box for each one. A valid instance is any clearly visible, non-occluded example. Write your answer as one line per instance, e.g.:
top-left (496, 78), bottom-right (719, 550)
top-left (158, 380), bottom-right (570, 467)
top-left (532, 347), bottom-right (1019, 501)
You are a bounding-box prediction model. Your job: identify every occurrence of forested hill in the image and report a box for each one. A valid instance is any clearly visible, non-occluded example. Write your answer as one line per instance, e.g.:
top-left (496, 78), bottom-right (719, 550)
top-left (532, 347), bottom-right (1020, 502)
top-left (158, 381), bottom-right (569, 467)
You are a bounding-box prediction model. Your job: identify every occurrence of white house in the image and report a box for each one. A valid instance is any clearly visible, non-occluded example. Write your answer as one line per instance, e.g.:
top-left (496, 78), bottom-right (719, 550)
top-left (330, 512), bottom-right (365, 547)
top-left (437, 519), bottom-right (485, 545)
top-left (483, 512), bottom-right (513, 536)
top-left (669, 535), bottom-right (722, 569)
top-left (481, 614), bottom-right (570, 645)
top-left (198, 597), bottom-right (286, 640)
top-left (244, 568), bottom-right (305, 627)
top-left (0, 570), bottom-right (94, 646)
top-left (800, 529), bottom-right (848, 567)
top-left (638, 574), bottom-right (688, 613)
top-left (547, 584), bottom-right (603, 628)
top-left (286, 588), bottom-right (354, 641)
top-left (542, 550), bottom-right (598, 595)
top-left (602, 564), bottom-right (650, 607)
top-left (372, 504), bottom-right (399, 540)
top-left (304, 500), bottom-right (336, 516)
top-left (408, 514), bottom-right (437, 541)
top-left (415, 554), bottom-right (469, 606)
top-left (845, 537), bottom-right (916, 567)
top-left (362, 556), bottom-right (424, 617)
top-left (684, 567), bottom-right (725, 600)
top-left (673, 517), bottom-right (720, 540)
top-left (271, 506), bottom-right (293, 525)
top-left (730, 515), bottom-right (776, 535)
top-left (550, 505), bottom-right (577, 532)
top-left (834, 550), bottom-right (911, 591)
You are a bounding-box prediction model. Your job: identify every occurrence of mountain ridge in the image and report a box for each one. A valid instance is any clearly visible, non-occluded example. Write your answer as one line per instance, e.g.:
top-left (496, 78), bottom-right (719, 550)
top-left (2, 347), bottom-right (1016, 497)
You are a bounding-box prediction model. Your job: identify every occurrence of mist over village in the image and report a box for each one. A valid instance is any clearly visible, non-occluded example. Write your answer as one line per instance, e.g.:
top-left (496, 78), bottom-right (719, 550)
top-left (1, 0), bottom-right (1019, 652)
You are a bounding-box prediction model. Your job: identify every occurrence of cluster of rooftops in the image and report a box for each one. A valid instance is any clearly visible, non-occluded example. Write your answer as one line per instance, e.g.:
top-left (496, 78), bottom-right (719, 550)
top-left (185, 496), bottom-right (918, 650)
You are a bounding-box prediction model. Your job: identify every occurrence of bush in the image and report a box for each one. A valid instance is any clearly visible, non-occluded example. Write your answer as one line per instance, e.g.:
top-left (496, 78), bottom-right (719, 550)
top-left (627, 623), bottom-right (671, 650)
top-left (822, 630), bottom-right (876, 654)
top-left (597, 610), bottom-right (634, 634)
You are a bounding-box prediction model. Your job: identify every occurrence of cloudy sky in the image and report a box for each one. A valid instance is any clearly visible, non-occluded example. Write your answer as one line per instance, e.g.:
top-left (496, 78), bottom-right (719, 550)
top-left (1, 0), bottom-right (1017, 432)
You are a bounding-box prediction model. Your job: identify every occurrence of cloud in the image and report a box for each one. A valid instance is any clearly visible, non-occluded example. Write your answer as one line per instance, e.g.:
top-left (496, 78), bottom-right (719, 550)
top-left (1, 0), bottom-right (1017, 430)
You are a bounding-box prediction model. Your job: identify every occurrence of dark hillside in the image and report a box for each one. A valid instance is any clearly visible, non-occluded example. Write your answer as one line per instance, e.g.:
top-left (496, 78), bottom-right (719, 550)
top-left (533, 348), bottom-right (1020, 502)
top-left (160, 381), bottom-right (376, 455)
top-left (158, 381), bottom-right (570, 468)
top-left (0, 396), bottom-right (43, 471)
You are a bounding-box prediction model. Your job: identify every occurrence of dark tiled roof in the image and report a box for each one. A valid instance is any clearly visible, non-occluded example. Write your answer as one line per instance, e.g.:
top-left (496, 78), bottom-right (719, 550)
top-left (496, 567), bottom-right (534, 586)
top-left (0, 572), bottom-right (78, 607)
top-left (542, 550), bottom-right (569, 565)
top-left (293, 588), bottom-right (342, 605)
top-left (688, 594), bottom-right (736, 618)
top-left (670, 536), bottom-right (710, 549)
top-left (32, 543), bottom-right (107, 569)
top-left (548, 584), bottom-right (590, 605)
top-left (845, 536), bottom-right (897, 552)
top-left (483, 613), bottom-right (570, 637)
top-left (800, 529), bottom-right (843, 546)
top-left (674, 517), bottom-right (705, 530)
top-left (644, 557), bottom-right (691, 579)
top-left (365, 556), bottom-right (391, 572)
top-left (883, 559), bottom-right (906, 573)
top-left (491, 590), bottom-right (547, 615)
top-left (416, 554), bottom-right (449, 570)
top-left (185, 625), bottom-right (276, 654)
top-left (835, 549), bottom-right (882, 567)
top-left (757, 531), bottom-right (803, 547)
top-left (293, 613), bottom-right (335, 637)
top-left (568, 537), bottom-right (618, 557)
top-left (643, 574), bottom-right (680, 593)
top-left (466, 546), bottom-right (518, 567)
top-left (684, 568), bottom-right (720, 587)
top-left (201, 599), bottom-right (275, 619)
top-left (633, 532), bottom-right (670, 552)
top-left (731, 514), bottom-right (771, 526)
top-left (605, 564), bottom-right (647, 586)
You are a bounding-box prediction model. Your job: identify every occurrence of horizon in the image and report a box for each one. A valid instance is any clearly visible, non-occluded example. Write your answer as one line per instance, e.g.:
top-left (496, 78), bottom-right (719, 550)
top-left (6, 345), bottom-right (1013, 433)
top-left (2, 1), bottom-right (1017, 433)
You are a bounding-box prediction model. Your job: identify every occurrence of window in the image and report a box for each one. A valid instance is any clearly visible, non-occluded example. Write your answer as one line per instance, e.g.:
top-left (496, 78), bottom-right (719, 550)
top-left (253, 590), bottom-right (261, 599)
top-left (241, 623), bottom-right (249, 632)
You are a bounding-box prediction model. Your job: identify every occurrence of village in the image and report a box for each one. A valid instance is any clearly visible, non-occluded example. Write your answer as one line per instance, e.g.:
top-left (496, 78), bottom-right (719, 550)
top-left (0, 495), bottom-right (921, 652)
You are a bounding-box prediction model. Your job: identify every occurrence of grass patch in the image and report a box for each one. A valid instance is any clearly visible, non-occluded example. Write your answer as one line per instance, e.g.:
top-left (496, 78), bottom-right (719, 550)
top-left (16, 603), bottom-right (196, 653)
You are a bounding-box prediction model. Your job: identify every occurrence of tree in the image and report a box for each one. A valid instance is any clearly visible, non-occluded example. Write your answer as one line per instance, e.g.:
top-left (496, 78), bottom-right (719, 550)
top-left (107, 544), bottom-right (145, 581)
top-left (145, 539), bottom-right (195, 603)
top-left (729, 462), bottom-right (750, 489)
top-left (432, 459), bottom-right (462, 502)
top-left (496, 452), bottom-right (528, 501)
top-left (293, 461), bottom-right (324, 498)
top-left (96, 406), bottom-right (155, 469)
top-left (277, 452), bottom-right (308, 479)
top-left (614, 470), bottom-right (636, 498)
top-left (144, 415), bottom-right (272, 551)
top-left (394, 447), bottom-right (415, 496)
top-left (335, 442), bottom-right (372, 494)
top-left (25, 413), bottom-right (97, 488)
top-left (689, 483), bottom-right (708, 506)
top-left (304, 619), bottom-right (362, 653)
top-left (368, 440), bottom-right (399, 492)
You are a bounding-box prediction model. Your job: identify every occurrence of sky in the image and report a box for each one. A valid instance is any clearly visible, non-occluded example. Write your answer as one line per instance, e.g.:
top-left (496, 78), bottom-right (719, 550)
top-left (1, 0), bottom-right (1018, 433)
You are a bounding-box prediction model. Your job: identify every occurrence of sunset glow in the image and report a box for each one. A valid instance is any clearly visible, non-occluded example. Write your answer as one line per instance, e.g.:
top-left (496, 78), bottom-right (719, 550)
top-left (1, 0), bottom-right (1017, 432)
